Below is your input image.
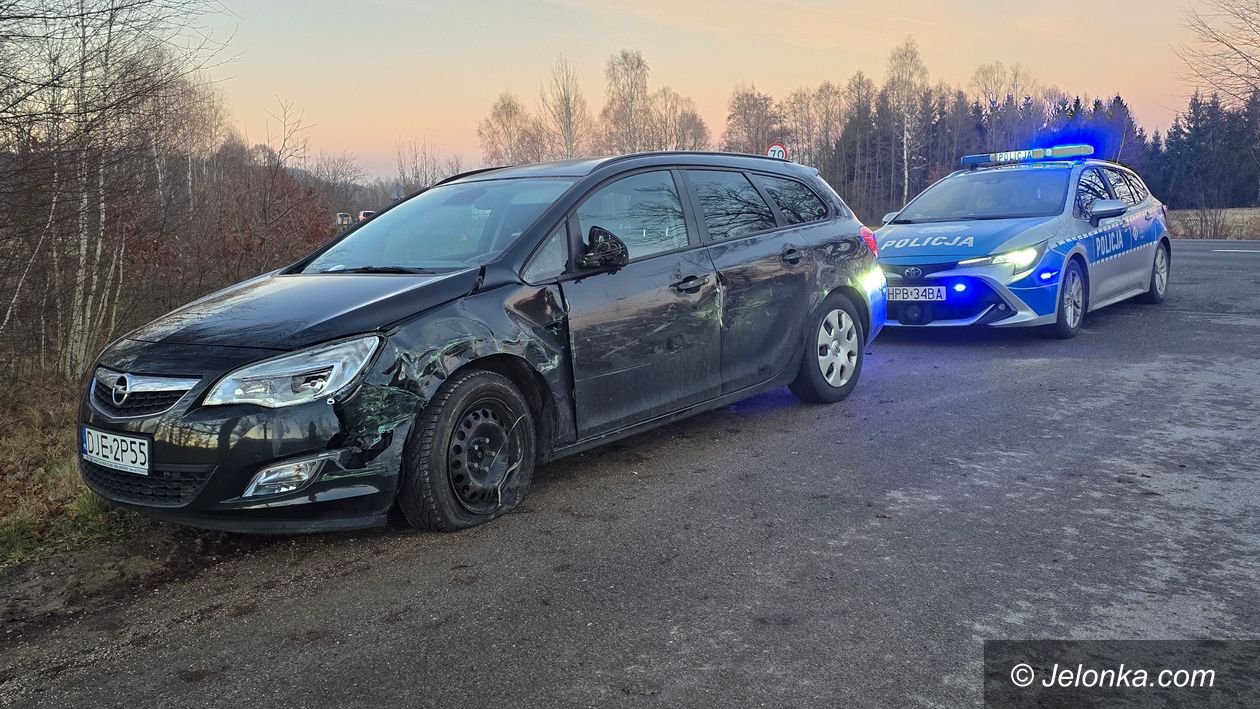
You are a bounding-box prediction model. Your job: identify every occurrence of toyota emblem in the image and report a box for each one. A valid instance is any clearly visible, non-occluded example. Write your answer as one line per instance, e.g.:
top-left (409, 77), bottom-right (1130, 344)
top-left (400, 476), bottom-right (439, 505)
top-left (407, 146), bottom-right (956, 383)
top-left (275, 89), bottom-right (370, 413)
top-left (904, 266), bottom-right (924, 280)
top-left (111, 374), bottom-right (132, 406)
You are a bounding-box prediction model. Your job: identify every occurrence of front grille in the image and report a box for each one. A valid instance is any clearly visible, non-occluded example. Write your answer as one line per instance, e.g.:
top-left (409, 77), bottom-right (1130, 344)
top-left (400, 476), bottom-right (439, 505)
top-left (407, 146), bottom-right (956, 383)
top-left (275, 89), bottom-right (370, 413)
top-left (81, 460), bottom-right (213, 507)
top-left (883, 262), bottom-right (959, 281)
top-left (91, 384), bottom-right (189, 417)
top-left (888, 278), bottom-right (1010, 324)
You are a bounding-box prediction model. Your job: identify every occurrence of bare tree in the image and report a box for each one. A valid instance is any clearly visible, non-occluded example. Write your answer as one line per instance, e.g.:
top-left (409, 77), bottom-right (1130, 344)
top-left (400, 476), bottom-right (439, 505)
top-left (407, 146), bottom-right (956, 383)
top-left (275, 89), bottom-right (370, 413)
top-left (645, 87), bottom-right (709, 151)
top-left (721, 84), bottom-right (785, 154)
top-left (539, 54), bottom-right (591, 159)
top-left (477, 91), bottom-right (533, 165)
top-left (598, 49), bottom-right (650, 153)
top-left (885, 37), bottom-right (928, 205)
top-left (393, 139), bottom-right (461, 194)
top-left (1181, 0), bottom-right (1260, 102)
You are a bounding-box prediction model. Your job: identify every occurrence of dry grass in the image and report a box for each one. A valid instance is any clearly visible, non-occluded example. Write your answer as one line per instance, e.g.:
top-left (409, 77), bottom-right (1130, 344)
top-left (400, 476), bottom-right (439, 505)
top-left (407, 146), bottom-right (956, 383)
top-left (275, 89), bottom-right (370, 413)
top-left (0, 389), bottom-right (149, 567)
top-left (1167, 208), bottom-right (1260, 240)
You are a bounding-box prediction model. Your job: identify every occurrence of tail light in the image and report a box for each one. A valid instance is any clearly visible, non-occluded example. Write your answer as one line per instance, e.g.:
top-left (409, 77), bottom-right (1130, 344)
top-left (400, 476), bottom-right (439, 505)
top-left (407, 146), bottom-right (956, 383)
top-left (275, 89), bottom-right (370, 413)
top-left (859, 226), bottom-right (879, 256)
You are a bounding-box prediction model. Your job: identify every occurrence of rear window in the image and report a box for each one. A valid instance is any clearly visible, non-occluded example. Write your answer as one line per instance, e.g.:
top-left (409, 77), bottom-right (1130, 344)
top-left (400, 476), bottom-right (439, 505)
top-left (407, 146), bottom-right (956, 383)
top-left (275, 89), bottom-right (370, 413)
top-left (894, 168), bottom-right (1071, 223)
top-left (686, 170), bottom-right (777, 240)
top-left (756, 175), bottom-right (828, 224)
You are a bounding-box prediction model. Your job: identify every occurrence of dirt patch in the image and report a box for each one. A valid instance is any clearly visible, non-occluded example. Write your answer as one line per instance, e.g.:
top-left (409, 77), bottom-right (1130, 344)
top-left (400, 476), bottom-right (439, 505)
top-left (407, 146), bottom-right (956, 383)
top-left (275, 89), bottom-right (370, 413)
top-left (0, 524), bottom-right (279, 643)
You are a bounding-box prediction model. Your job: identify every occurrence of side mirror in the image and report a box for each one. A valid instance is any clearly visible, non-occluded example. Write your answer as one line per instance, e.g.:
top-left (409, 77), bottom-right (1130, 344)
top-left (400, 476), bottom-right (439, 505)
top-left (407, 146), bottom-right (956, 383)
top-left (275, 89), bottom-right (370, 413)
top-left (882, 211), bottom-right (900, 224)
top-left (577, 226), bottom-right (630, 271)
top-left (1088, 199), bottom-right (1127, 227)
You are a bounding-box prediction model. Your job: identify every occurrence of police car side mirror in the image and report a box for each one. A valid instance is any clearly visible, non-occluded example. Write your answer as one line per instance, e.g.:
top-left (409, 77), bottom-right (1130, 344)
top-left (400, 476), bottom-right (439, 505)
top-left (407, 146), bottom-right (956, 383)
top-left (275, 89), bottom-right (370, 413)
top-left (577, 226), bottom-right (630, 272)
top-left (1089, 199), bottom-right (1127, 227)
top-left (882, 211), bottom-right (899, 224)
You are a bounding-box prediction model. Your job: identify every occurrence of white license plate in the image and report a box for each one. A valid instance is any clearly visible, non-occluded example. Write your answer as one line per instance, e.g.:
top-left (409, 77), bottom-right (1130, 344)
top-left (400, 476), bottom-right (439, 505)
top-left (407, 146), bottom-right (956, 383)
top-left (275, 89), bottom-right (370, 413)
top-left (888, 285), bottom-right (947, 302)
top-left (82, 426), bottom-right (150, 475)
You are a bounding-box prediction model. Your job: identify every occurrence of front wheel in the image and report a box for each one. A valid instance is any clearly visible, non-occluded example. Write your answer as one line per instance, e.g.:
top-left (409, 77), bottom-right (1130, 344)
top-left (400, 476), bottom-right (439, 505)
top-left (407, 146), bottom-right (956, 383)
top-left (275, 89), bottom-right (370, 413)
top-left (789, 292), bottom-right (865, 404)
top-left (1043, 260), bottom-right (1087, 339)
top-left (1136, 241), bottom-right (1170, 304)
top-left (398, 369), bottom-right (535, 531)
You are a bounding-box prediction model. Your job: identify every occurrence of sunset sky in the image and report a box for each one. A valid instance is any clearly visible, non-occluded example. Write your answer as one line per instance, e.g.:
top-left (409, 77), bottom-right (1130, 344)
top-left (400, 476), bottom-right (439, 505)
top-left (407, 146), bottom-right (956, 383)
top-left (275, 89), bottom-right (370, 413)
top-left (207, 0), bottom-right (1208, 175)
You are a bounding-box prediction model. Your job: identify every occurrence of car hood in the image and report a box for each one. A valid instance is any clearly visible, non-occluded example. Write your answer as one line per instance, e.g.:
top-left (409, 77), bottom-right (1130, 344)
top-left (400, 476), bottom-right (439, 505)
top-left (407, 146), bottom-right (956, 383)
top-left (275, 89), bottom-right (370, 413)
top-left (127, 268), bottom-right (482, 350)
top-left (875, 216), bottom-right (1062, 263)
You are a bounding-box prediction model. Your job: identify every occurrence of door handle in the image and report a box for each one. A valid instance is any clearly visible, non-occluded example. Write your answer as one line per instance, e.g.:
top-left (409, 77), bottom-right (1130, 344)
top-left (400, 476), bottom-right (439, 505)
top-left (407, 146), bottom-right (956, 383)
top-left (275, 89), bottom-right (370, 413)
top-left (1144, 212), bottom-right (1154, 222)
top-left (670, 275), bottom-right (709, 294)
top-left (781, 247), bottom-right (803, 265)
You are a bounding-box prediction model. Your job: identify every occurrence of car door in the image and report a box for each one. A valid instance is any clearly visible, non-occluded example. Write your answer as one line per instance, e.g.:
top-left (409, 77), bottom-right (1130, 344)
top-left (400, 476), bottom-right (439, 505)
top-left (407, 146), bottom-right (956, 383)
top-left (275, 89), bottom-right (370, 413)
top-left (1103, 167), bottom-right (1149, 291)
top-left (1119, 170), bottom-right (1161, 289)
top-left (1074, 167), bottom-right (1127, 303)
top-left (680, 169), bottom-right (811, 394)
top-left (558, 169), bottom-right (722, 438)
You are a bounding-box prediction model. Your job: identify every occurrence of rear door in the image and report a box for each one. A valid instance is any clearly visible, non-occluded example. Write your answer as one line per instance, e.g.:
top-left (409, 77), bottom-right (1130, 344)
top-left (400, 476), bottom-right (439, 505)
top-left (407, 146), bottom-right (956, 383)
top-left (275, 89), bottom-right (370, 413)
top-left (681, 169), bottom-right (811, 394)
top-left (559, 169), bottom-right (722, 438)
top-left (1103, 167), bottom-right (1151, 291)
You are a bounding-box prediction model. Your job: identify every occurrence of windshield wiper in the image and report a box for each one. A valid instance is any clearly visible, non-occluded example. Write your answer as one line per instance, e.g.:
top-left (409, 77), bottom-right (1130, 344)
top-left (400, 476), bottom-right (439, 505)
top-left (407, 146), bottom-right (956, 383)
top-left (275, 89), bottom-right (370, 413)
top-left (319, 265), bottom-right (436, 274)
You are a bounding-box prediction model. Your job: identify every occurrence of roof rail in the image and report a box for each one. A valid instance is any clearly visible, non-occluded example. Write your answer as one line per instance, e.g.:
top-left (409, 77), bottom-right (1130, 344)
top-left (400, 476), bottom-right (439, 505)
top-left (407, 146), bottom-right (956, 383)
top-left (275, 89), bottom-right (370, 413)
top-left (595, 150), bottom-right (793, 169)
top-left (433, 165), bottom-right (512, 187)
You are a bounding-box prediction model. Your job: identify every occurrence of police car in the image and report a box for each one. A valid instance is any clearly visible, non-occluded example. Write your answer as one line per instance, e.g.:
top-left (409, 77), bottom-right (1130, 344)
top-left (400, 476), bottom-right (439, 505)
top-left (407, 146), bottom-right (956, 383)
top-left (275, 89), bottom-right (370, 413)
top-left (876, 145), bottom-right (1170, 338)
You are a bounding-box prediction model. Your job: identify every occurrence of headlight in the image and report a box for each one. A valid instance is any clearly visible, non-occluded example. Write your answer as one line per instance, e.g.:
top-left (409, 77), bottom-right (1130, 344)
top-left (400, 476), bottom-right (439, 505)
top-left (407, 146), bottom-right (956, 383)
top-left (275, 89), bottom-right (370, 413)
top-left (958, 243), bottom-right (1045, 271)
top-left (204, 335), bottom-right (382, 408)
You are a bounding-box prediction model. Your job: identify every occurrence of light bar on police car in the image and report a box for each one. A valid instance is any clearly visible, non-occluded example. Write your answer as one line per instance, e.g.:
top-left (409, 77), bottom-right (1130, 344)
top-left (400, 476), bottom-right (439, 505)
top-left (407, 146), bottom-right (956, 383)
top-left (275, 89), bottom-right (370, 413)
top-left (960, 144), bottom-right (1094, 168)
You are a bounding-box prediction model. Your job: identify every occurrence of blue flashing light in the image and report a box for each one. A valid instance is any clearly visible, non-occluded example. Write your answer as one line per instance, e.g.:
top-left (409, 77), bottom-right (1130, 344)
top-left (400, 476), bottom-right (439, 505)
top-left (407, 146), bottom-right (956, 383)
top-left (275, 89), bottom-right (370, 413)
top-left (960, 144), bottom-right (1094, 168)
top-left (1039, 270), bottom-right (1058, 281)
top-left (952, 283), bottom-right (967, 293)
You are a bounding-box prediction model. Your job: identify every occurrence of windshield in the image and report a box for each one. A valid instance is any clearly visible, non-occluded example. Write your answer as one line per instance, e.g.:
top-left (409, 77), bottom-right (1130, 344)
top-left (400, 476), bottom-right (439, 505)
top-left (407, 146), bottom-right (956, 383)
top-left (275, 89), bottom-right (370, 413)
top-left (894, 168), bottom-right (1070, 224)
top-left (303, 178), bottom-right (575, 273)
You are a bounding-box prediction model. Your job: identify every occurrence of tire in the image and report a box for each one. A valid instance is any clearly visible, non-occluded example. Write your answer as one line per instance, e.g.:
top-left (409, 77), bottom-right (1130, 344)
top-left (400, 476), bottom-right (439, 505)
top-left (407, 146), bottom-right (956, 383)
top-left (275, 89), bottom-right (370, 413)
top-left (1043, 259), bottom-right (1087, 339)
top-left (789, 292), bottom-right (865, 404)
top-left (1136, 241), bottom-right (1170, 304)
top-left (397, 369), bottom-right (535, 531)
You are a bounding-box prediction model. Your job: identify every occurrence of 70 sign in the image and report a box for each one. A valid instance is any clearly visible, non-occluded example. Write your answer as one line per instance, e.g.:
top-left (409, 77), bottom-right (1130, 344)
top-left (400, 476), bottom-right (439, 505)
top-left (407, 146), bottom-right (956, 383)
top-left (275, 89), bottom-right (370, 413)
top-left (765, 143), bottom-right (788, 160)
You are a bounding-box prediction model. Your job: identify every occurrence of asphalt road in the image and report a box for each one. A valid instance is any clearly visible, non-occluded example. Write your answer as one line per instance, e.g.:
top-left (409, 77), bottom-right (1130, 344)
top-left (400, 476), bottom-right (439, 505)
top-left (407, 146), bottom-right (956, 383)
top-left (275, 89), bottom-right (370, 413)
top-left (4, 239), bottom-right (1260, 708)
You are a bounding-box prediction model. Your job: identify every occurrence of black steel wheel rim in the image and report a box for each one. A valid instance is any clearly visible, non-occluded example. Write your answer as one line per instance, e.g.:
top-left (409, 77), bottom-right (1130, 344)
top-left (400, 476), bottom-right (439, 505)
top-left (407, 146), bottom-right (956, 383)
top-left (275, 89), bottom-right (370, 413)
top-left (447, 395), bottom-right (524, 515)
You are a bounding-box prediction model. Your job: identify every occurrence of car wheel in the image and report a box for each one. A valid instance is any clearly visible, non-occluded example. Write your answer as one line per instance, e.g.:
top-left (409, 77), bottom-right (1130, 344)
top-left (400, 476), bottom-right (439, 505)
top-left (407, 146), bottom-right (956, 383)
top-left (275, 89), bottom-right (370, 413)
top-left (1043, 260), bottom-right (1087, 339)
top-left (789, 292), bottom-right (865, 404)
top-left (398, 369), bottom-right (535, 531)
top-left (1136, 241), bottom-right (1170, 304)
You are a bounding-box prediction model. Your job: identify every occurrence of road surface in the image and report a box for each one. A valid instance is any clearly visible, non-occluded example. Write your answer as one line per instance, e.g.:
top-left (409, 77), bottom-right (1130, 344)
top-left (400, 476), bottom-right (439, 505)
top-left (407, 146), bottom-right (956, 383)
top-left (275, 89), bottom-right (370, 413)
top-left (3, 240), bottom-right (1259, 708)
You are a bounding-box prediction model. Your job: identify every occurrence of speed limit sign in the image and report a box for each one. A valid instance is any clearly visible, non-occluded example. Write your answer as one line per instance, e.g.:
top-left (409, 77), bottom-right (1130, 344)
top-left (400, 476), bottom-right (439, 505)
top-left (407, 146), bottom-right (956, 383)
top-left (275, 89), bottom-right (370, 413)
top-left (766, 143), bottom-right (787, 160)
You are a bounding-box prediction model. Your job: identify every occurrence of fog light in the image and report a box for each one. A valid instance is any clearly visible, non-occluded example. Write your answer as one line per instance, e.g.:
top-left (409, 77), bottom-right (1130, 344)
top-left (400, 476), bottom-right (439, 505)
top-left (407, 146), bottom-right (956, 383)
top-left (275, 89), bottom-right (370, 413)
top-left (953, 283), bottom-right (967, 293)
top-left (1039, 271), bottom-right (1057, 281)
top-left (243, 455), bottom-right (330, 497)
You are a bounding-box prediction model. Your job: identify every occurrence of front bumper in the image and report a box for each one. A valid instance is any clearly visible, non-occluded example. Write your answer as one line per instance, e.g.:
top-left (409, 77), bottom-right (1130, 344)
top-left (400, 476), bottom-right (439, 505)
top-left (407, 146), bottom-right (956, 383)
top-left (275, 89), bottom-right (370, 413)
top-left (881, 261), bottom-right (1059, 328)
top-left (77, 340), bottom-right (416, 533)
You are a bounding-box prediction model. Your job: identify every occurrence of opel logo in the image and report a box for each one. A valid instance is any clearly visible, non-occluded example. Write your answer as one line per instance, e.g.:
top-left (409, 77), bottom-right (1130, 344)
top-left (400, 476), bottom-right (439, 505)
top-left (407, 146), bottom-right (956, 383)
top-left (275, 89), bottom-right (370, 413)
top-left (904, 266), bottom-right (924, 280)
top-left (111, 374), bottom-right (132, 406)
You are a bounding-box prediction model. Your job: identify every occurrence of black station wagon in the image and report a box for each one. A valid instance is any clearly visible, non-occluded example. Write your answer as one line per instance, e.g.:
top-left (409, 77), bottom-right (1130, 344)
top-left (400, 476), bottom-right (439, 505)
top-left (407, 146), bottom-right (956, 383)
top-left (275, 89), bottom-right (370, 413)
top-left (79, 152), bottom-right (888, 532)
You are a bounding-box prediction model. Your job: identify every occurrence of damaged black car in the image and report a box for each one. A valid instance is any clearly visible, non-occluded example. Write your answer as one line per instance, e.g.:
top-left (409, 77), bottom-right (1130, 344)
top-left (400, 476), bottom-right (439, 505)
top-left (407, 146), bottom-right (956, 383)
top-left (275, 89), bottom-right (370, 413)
top-left (78, 152), bottom-right (887, 532)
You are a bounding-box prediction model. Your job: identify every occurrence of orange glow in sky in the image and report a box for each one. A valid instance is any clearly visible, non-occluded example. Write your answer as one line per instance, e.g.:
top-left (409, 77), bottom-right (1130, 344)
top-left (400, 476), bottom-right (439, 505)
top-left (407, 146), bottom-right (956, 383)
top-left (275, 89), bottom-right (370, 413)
top-left (208, 0), bottom-right (1207, 175)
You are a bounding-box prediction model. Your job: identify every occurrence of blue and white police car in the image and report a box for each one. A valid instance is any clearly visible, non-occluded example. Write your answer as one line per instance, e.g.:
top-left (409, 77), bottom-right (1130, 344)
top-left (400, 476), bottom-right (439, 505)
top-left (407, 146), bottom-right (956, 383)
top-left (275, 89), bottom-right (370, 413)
top-left (876, 145), bottom-right (1170, 338)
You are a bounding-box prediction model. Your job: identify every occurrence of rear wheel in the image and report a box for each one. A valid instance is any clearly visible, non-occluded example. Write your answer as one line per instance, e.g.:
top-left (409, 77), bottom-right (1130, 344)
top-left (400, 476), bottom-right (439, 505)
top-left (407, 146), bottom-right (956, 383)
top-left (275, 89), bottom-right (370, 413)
top-left (1043, 260), bottom-right (1087, 339)
top-left (789, 292), bottom-right (865, 404)
top-left (1136, 241), bottom-right (1170, 304)
top-left (398, 370), bottom-right (535, 531)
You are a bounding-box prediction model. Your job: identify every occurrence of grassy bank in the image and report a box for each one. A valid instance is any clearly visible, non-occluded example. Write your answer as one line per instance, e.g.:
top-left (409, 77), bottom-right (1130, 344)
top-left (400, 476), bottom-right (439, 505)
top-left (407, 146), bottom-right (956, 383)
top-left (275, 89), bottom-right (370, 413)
top-left (0, 394), bottom-right (150, 567)
top-left (1167, 208), bottom-right (1260, 240)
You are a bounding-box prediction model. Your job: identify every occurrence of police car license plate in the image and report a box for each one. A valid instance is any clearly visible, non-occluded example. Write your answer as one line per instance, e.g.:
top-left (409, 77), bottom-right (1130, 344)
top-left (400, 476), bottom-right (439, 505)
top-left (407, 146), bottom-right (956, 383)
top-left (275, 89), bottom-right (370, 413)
top-left (888, 286), bottom-right (946, 302)
top-left (82, 426), bottom-right (150, 475)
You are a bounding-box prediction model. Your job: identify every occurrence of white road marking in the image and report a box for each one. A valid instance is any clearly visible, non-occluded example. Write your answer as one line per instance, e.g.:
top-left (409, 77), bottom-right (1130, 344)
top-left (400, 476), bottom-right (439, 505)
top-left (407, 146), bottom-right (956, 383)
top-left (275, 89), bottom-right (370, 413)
top-left (1211, 249), bottom-right (1260, 253)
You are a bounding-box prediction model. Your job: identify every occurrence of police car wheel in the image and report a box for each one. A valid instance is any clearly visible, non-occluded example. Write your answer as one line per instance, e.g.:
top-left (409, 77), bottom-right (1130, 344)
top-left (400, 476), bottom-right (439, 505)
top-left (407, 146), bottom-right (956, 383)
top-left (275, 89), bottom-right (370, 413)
top-left (1044, 261), bottom-right (1087, 339)
top-left (1137, 241), bottom-right (1170, 304)
top-left (398, 369), bottom-right (536, 531)
top-left (789, 292), bottom-right (864, 403)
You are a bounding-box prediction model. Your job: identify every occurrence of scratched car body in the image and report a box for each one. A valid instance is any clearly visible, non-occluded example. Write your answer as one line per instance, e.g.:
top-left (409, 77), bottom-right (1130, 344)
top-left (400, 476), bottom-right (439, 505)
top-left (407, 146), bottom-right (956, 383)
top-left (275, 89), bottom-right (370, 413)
top-left (78, 152), bottom-right (886, 533)
top-left (876, 145), bottom-right (1171, 338)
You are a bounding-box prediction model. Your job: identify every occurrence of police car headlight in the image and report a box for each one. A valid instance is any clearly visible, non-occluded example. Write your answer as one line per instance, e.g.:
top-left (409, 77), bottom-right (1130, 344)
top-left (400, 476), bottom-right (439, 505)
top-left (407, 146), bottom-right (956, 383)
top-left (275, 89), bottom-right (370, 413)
top-left (204, 335), bottom-right (382, 408)
top-left (959, 243), bottom-right (1045, 271)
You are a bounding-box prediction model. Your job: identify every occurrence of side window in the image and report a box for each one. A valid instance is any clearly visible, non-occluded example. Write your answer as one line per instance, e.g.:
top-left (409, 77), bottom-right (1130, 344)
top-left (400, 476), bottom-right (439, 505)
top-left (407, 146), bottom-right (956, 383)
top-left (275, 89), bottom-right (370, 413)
top-left (1075, 168), bottom-right (1111, 219)
top-left (576, 171), bottom-right (689, 260)
top-left (685, 170), bottom-right (778, 240)
top-left (1123, 172), bottom-right (1149, 203)
top-left (1104, 168), bottom-right (1139, 206)
top-left (756, 174), bottom-right (828, 224)
top-left (522, 224), bottom-right (567, 282)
